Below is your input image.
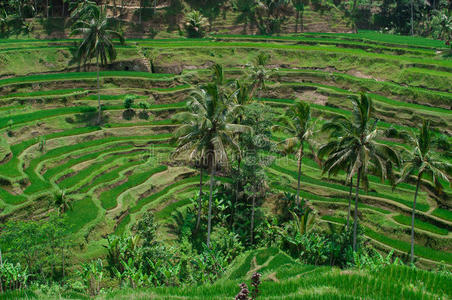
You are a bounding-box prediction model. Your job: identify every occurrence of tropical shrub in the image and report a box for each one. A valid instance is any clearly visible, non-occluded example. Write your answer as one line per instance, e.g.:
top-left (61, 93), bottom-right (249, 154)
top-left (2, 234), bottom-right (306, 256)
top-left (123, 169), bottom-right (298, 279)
top-left (353, 249), bottom-right (403, 272)
top-left (123, 95), bottom-right (136, 111)
top-left (0, 261), bottom-right (29, 293)
top-left (76, 259), bottom-right (104, 296)
top-left (184, 10), bottom-right (208, 38)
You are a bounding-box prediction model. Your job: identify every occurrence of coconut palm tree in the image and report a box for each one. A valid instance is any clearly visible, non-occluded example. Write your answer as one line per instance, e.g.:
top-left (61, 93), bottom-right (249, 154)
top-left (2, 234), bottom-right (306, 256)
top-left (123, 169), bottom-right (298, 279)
top-left (319, 134), bottom-right (355, 231)
top-left (71, 5), bottom-right (124, 124)
top-left (248, 52), bottom-right (274, 98)
top-left (233, 0), bottom-right (257, 34)
top-left (272, 100), bottom-right (316, 206)
top-left (0, 9), bottom-right (9, 35)
top-left (292, 0), bottom-right (306, 32)
top-left (396, 120), bottom-right (450, 264)
top-left (173, 85), bottom-right (249, 247)
top-left (51, 190), bottom-right (72, 214)
top-left (172, 112), bottom-right (207, 232)
top-left (322, 94), bottom-right (399, 251)
top-left (184, 10), bottom-right (208, 38)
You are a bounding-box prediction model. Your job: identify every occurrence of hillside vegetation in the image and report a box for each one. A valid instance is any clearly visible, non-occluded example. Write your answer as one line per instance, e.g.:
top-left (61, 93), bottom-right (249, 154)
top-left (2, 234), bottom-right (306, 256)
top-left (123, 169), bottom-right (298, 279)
top-left (0, 1), bottom-right (451, 299)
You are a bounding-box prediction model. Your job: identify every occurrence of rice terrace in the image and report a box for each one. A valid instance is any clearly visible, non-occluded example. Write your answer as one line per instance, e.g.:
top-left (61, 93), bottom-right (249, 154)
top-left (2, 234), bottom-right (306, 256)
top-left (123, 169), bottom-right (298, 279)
top-left (0, 0), bottom-right (451, 299)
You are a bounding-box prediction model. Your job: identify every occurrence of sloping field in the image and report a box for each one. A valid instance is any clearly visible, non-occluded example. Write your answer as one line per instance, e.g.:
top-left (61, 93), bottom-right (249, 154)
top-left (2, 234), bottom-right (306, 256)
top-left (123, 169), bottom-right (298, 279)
top-left (0, 32), bottom-right (450, 271)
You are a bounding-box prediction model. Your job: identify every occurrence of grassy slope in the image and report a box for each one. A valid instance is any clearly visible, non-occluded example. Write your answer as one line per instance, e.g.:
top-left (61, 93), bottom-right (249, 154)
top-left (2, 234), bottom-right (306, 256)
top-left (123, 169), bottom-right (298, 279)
top-left (0, 32), bottom-right (450, 270)
top-left (101, 248), bottom-right (452, 299)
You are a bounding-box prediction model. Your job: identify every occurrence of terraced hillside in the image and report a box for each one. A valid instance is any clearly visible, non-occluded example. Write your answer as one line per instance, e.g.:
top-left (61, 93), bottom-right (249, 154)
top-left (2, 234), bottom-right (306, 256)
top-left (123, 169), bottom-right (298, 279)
top-left (0, 31), bottom-right (451, 275)
top-left (102, 248), bottom-right (452, 299)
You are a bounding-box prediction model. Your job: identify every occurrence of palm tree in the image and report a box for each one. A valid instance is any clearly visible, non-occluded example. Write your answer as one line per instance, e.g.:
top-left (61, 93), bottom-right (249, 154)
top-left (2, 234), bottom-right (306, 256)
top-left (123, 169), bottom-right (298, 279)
top-left (248, 52), bottom-right (273, 98)
top-left (233, 0), bottom-right (257, 34)
top-left (410, 0), bottom-right (414, 36)
top-left (319, 133), bottom-right (355, 231)
top-left (0, 9), bottom-right (9, 35)
top-left (52, 190), bottom-right (72, 214)
top-left (322, 94), bottom-right (399, 251)
top-left (173, 86), bottom-right (248, 247)
top-left (184, 10), bottom-right (208, 38)
top-left (272, 100), bottom-right (316, 206)
top-left (292, 0), bottom-right (306, 32)
top-left (172, 110), bottom-right (207, 232)
top-left (71, 5), bottom-right (124, 124)
top-left (396, 120), bottom-right (450, 264)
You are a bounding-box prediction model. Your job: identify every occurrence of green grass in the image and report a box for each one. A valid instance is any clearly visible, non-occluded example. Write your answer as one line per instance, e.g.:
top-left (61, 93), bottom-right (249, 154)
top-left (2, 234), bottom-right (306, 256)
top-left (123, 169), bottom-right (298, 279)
top-left (322, 215), bottom-right (451, 263)
top-left (213, 34), bottom-right (437, 56)
top-left (270, 164), bottom-right (429, 212)
top-left (0, 127), bottom-right (100, 179)
top-left (102, 262), bottom-right (452, 300)
top-left (100, 165), bottom-right (168, 210)
top-left (364, 227), bottom-right (452, 264)
top-left (141, 41), bottom-right (452, 71)
top-left (303, 30), bottom-right (448, 49)
top-left (393, 214), bottom-right (449, 236)
top-left (66, 197), bottom-right (99, 233)
top-left (78, 160), bottom-right (145, 194)
top-left (0, 71), bottom-right (174, 87)
top-left (58, 154), bottom-right (141, 191)
top-left (154, 188), bottom-right (198, 220)
top-left (43, 145), bottom-right (135, 181)
top-left (270, 181), bottom-right (391, 215)
top-left (0, 187), bottom-right (28, 205)
top-left (0, 88), bottom-right (86, 100)
top-left (0, 106), bottom-right (96, 129)
top-left (23, 134), bottom-right (171, 195)
top-left (129, 176), bottom-right (204, 214)
top-left (432, 208), bottom-right (452, 222)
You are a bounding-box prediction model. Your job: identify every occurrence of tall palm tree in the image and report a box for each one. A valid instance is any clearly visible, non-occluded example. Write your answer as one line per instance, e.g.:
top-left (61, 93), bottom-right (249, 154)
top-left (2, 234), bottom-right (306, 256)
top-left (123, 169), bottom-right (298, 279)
top-left (396, 120), bottom-right (450, 264)
top-left (410, 0), bottom-right (414, 36)
top-left (292, 0), bottom-right (306, 32)
top-left (71, 5), bottom-right (124, 124)
top-left (173, 86), bottom-right (248, 247)
top-left (172, 114), bottom-right (207, 232)
top-left (233, 0), bottom-right (257, 34)
top-left (322, 94), bottom-right (399, 251)
top-left (319, 132), bottom-right (354, 231)
top-left (272, 100), bottom-right (316, 206)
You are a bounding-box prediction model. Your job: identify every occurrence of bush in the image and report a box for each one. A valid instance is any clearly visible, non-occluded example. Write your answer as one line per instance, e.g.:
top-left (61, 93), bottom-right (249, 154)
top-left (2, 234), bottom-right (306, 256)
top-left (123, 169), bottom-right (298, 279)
top-left (185, 11), bottom-right (208, 38)
top-left (352, 249), bottom-right (403, 271)
top-left (0, 261), bottom-right (30, 292)
top-left (124, 95), bottom-right (136, 110)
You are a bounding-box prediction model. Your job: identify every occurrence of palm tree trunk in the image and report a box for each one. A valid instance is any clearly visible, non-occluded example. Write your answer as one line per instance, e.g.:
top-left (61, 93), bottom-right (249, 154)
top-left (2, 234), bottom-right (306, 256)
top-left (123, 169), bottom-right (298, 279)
top-left (61, 246), bottom-right (65, 279)
top-left (231, 156), bottom-right (242, 228)
top-left (0, 249), bottom-right (3, 293)
top-left (139, 0), bottom-right (143, 24)
top-left (410, 175), bottom-right (421, 264)
top-left (206, 164), bottom-right (215, 248)
top-left (300, 11), bottom-right (304, 31)
top-left (250, 81), bottom-right (259, 99)
top-left (295, 11), bottom-right (299, 33)
top-left (195, 166), bottom-right (203, 231)
top-left (250, 193), bottom-right (256, 245)
top-left (296, 146), bottom-right (304, 206)
top-left (410, 0), bottom-right (414, 36)
top-left (347, 177), bottom-right (353, 230)
top-left (96, 55), bottom-right (101, 125)
top-left (353, 168), bottom-right (361, 252)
